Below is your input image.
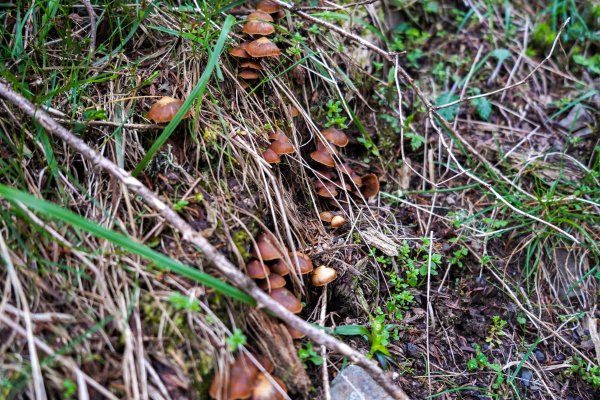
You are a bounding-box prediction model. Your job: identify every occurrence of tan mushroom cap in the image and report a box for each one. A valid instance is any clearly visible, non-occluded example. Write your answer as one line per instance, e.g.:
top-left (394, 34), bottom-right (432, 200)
top-left (147, 97), bottom-right (187, 123)
top-left (208, 353), bottom-right (259, 400)
top-left (288, 252), bottom-right (314, 275)
top-left (251, 373), bottom-right (287, 400)
top-left (322, 127), bottom-right (349, 147)
top-left (268, 130), bottom-right (288, 142)
top-left (361, 173), bottom-right (380, 198)
top-left (319, 211), bottom-right (334, 223)
top-left (246, 37), bottom-right (281, 58)
top-left (242, 20), bottom-right (275, 36)
top-left (270, 259), bottom-right (290, 277)
top-left (246, 259), bottom-right (270, 279)
top-left (284, 324), bottom-right (306, 339)
top-left (269, 287), bottom-right (302, 314)
top-left (310, 150), bottom-right (335, 167)
top-left (289, 105), bottom-right (299, 117)
top-left (256, 0), bottom-right (282, 13)
top-left (262, 148), bottom-right (281, 164)
top-left (252, 233), bottom-right (284, 261)
top-left (239, 69), bottom-right (260, 80)
top-left (312, 265), bottom-right (338, 287)
top-left (248, 11), bottom-right (274, 22)
top-left (314, 181), bottom-right (338, 198)
top-left (240, 60), bottom-right (263, 70)
top-left (258, 273), bottom-right (286, 291)
top-left (269, 140), bottom-right (294, 155)
top-left (229, 44), bottom-right (250, 58)
top-left (330, 215), bottom-right (346, 228)
top-left (339, 164), bottom-right (363, 186)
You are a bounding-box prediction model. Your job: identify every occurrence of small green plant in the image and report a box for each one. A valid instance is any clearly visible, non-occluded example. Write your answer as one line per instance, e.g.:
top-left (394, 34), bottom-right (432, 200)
top-left (173, 198), bottom-right (189, 211)
top-left (62, 379), bottom-right (77, 399)
top-left (226, 328), bottom-right (247, 352)
top-left (467, 344), bottom-right (505, 390)
top-left (168, 292), bottom-right (200, 312)
top-left (448, 244), bottom-right (468, 269)
top-left (298, 341), bottom-right (323, 367)
top-left (568, 356), bottom-right (600, 389)
top-left (324, 99), bottom-right (348, 128)
top-left (485, 315), bottom-right (508, 347)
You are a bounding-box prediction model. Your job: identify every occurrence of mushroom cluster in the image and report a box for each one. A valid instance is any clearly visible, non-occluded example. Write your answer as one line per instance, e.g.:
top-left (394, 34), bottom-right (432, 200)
top-left (209, 352), bottom-right (288, 400)
top-left (229, 1), bottom-right (283, 86)
top-left (262, 129), bottom-right (294, 164)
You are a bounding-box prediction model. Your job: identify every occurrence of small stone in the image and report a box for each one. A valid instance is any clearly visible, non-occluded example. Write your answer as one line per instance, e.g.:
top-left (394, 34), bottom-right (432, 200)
top-left (330, 365), bottom-right (393, 400)
top-left (520, 368), bottom-right (533, 387)
top-left (406, 343), bottom-right (420, 356)
top-left (533, 350), bottom-right (546, 363)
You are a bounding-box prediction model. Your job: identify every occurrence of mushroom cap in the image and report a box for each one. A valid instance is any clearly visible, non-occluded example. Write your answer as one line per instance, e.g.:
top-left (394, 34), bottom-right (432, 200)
top-left (251, 373), bottom-right (287, 400)
top-left (319, 211), bottom-right (334, 223)
top-left (246, 37), bottom-right (281, 58)
top-left (252, 233), bottom-right (284, 261)
top-left (314, 181), bottom-right (338, 198)
top-left (314, 169), bottom-right (336, 180)
top-left (256, 0), bottom-right (282, 13)
top-left (288, 252), bottom-right (313, 275)
top-left (246, 259), bottom-right (270, 279)
top-left (240, 61), bottom-right (263, 70)
top-left (258, 273), bottom-right (287, 291)
top-left (284, 324), bottom-right (306, 339)
top-left (270, 260), bottom-right (290, 277)
top-left (289, 105), bottom-right (299, 117)
top-left (322, 127), bottom-right (349, 147)
top-left (209, 353), bottom-right (259, 400)
top-left (339, 164), bottom-right (363, 186)
top-left (229, 45), bottom-right (250, 58)
top-left (147, 97), bottom-right (186, 123)
top-left (254, 354), bottom-right (274, 374)
top-left (247, 11), bottom-right (274, 22)
top-left (330, 215), bottom-right (346, 228)
top-left (312, 265), bottom-right (338, 286)
top-left (316, 140), bottom-right (337, 155)
top-left (310, 150), bottom-right (335, 167)
top-left (269, 287), bottom-right (302, 314)
top-left (361, 173), bottom-right (380, 198)
top-left (262, 148), bottom-right (281, 164)
top-left (239, 69), bottom-right (260, 80)
top-left (242, 20), bottom-right (275, 36)
top-left (268, 130), bottom-right (288, 142)
top-left (269, 140), bottom-right (294, 155)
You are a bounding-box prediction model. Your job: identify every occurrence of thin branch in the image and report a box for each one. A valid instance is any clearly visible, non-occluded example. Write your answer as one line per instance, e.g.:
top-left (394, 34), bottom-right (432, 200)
top-left (82, 0), bottom-right (97, 54)
top-left (0, 81), bottom-right (410, 400)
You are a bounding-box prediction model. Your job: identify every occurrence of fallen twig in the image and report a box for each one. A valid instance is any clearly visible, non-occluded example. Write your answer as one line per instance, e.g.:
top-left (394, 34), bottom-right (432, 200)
top-left (0, 81), bottom-right (410, 400)
top-left (82, 0), bottom-right (97, 54)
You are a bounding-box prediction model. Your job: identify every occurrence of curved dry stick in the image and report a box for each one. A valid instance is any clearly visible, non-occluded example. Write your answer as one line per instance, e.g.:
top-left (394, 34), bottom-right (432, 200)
top-left (82, 0), bottom-right (97, 53)
top-left (0, 82), bottom-right (410, 400)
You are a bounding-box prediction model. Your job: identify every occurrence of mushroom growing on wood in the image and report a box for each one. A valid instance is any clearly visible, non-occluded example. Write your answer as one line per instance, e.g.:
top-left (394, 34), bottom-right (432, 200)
top-left (147, 97), bottom-right (188, 123)
top-left (246, 37), bottom-right (281, 58)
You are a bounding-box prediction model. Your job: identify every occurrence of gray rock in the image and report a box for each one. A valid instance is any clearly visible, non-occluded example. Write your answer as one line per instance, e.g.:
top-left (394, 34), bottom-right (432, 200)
top-left (330, 365), bottom-right (394, 400)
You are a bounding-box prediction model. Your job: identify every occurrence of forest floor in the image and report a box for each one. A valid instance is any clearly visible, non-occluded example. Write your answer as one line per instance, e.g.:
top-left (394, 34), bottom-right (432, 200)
top-left (0, 1), bottom-right (598, 399)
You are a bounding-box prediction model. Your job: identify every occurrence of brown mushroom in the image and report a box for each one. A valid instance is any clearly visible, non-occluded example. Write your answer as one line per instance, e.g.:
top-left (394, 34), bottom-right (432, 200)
top-left (240, 61), bottom-right (263, 70)
top-left (330, 215), bottom-right (346, 228)
top-left (289, 105), bottom-right (299, 117)
top-left (262, 148), bottom-right (281, 164)
top-left (247, 11), bottom-right (274, 22)
top-left (246, 259), bottom-right (270, 279)
top-left (312, 265), bottom-right (338, 287)
top-left (251, 373), bottom-right (287, 400)
top-left (310, 150), bottom-right (335, 168)
top-left (269, 287), bottom-right (302, 314)
top-left (267, 130), bottom-right (289, 142)
top-left (319, 211), bottom-right (334, 223)
top-left (258, 273), bottom-right (286, 291)
top-left (229, 45), bottom-right (250, 58)
top-left (209, 353), bottom-right (259, 400)
top-left (314, 180), bottom-right (338, 198)
top-left (284, 324), bottom-right (306, 340)
top-left (242, 19), bottom-right (275, 36)
top-left (269, 140), bottom-right (294, 155)
top-left (256, 0), bottom-right (282, 14)
top-left (288, 252), bottom-right (313, 275)
top-left (239, 69), bottom-right (260, 80)
top-left (361, 174), bottom-right (380, 198)
top-left (322, 127), bottom-right (349, 147)
top-left (147, 97), bottom-right (188, 123)
top-left (339, 164), bottom-right (363, 186)
top-left (246, 37), bottom-right (281, 58)
top-left (252, 233), bottom-right (284, 261)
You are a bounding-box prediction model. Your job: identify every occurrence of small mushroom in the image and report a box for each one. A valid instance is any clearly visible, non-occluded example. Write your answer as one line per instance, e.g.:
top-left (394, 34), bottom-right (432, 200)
top-left (269, 140), bottom-right (294, 155)
top-left (269, 287), bottom-right (302, 313)
top-left (330, 215), bottom-right (346, 228)
top-left (229, 44), bottom-right (250, 58)
top-left (288, 252), bottom-right (314, 275)
top-left (252, 233), bottom-right (284, 261)
top-left (246, 37), bottom-right (281, 58)
top-left (310, 149), bottom-right (335, 168)
top-left (258, 273), bottom-right (287, 291)
top-left (242, 19), bottom-right (275, 36)
top-left (209, 353), bottom-right (259, 400)
top-left (314, 181), bottom-right (338, 198)
top-left (147, 97), bottom-right (188, 123)
top-left (246, 259), bottom-right (270, 279)
top-left (361, 174), bottom-right (380, 198)
top-left (256, 0), bottom-right (282, 14)
top-left (322, 127), bottom-right (349, 147)
top-left (267, 130), bottom-right (289, 142)
top-left (239, 69), bottom-right (260, 80)
top-left (289, 105), bottom-right (299, 117)
top-left (311, 265), bottom-right (337, 287)
top-left (319, 211), bottom-right (334, 223)
top-left (251, 373), bottom-right (287, 400)
top-left (339, 164), bottom-right (363, 186)
top-left (240, 61), bottom-right (263, 70)
top-left (262, 148), bottom-right (281, 164)
top-left (270, 259), bottom-right (290, 277)
top-left (284, 324), bottom-right (306, 340)
top-left (247, 11), bottom-right (274, 22)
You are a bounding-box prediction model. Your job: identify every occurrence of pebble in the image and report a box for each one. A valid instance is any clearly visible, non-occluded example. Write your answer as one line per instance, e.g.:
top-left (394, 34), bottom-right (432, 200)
top-left (520, 368), bottom-right (533, 387)
top-left (534, 349), bottom-right (546, 363)
top-left (330, 365), bottom-right (393, 400)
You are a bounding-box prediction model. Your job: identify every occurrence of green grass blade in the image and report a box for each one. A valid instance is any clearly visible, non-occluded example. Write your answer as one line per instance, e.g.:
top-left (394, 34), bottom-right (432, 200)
top-left (132, 14), bottom-right (235, 176)
top-left (0, 184), bottom-right (255, 306)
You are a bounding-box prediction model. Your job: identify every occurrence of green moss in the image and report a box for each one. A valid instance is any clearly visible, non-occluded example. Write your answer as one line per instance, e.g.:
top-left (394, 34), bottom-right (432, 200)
top-left (232, 230), bottom-right (253, 260)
